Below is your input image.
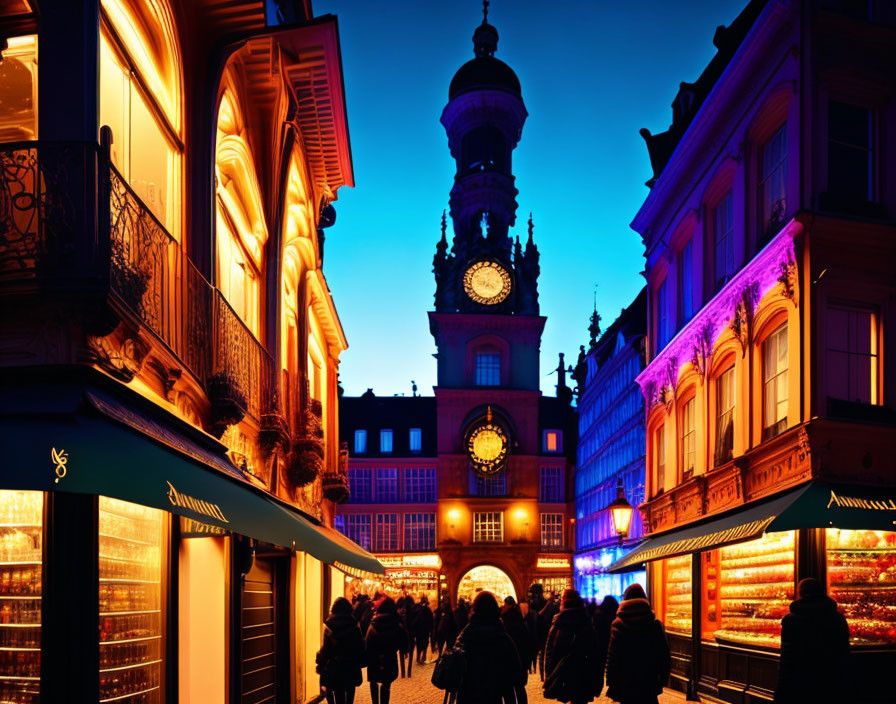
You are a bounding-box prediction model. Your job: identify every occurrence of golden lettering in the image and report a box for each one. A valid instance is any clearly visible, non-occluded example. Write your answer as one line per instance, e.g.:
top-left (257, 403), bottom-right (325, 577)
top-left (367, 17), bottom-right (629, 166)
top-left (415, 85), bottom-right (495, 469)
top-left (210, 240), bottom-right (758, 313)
top-left (828, 490), bottom-right (896, 512)
top-left (166, 481), bottom-right (229, 523)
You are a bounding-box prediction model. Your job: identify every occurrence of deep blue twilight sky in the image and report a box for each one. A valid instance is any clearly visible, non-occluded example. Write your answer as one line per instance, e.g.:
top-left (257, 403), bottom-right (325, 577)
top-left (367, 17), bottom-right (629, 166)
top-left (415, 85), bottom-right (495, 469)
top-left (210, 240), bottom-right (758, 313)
top-left (316, 0), bottom-right (747, 398)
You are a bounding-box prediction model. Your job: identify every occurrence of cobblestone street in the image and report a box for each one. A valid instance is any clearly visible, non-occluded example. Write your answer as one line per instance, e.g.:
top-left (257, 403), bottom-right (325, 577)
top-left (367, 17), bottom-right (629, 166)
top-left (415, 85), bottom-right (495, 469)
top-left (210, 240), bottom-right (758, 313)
top-left (349, 649), bottom-right (686, 704)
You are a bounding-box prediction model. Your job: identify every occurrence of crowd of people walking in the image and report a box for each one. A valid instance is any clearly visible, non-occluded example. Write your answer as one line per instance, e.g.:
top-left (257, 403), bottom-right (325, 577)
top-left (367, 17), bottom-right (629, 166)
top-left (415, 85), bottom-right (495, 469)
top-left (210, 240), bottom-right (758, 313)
top-left (316, 577), bottom-right (849, 704)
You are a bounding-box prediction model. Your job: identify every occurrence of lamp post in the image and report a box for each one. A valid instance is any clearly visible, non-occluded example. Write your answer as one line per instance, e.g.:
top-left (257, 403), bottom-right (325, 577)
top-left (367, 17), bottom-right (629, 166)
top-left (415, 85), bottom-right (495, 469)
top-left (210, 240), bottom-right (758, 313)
top-left (608, 477), bottom-right (634, 546)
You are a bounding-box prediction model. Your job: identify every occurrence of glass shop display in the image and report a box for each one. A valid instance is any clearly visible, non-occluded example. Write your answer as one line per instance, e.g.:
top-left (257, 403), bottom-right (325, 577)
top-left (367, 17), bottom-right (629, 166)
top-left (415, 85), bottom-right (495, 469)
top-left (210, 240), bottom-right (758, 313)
top-left (99, 498), bottom-right (164, 704)
top-left (0, 491), bottom-right (43, 704)
top-left (662, 554), bottom-right (692, 635)
top-left (827, 528), bottom-right (896, 646)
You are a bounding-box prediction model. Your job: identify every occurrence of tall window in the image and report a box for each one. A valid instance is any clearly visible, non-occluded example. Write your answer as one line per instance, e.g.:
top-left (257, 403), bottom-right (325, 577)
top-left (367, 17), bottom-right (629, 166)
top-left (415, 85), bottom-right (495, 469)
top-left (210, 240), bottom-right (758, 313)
top-left (656, 278), bottom-right (673, 352)
top-left (655, 425), bottom-right (666, 494)
top-left (540, 467), bottom-right (564, 503)
top-left (473, 512), bottom-right (503, 542)
top-left (404, 513), bottom-right (436, 551)
top-left (347, 469), bottom-right (372, 504)
top-left (680, 397), bottom-right (696, 479)
top-left (543, 430), bottom-right (562, 453)
top-left (678, 239), bottom-right (695, 325)
top-left (715, 366), bottom-right (735, 465)
top-left (762, 323), bottom-right (789, 439)
top-left (354, 429), bottom-right (367, 454)
top-left (475, 353), bottom-right (501, 386)
top-left (379, 429), bottom-right (393, 453)
top-left (540, 513), bottom-right (564, 548)
top-left (471, 469), bottom-right (506, 497)
top-left (0, 36), bottom-right (38, 141)
top-left (825, 305), bottom-right (878, 404)
top-left (373, 468), bottom-right (399, 503)
top-left (760, 125), bottom-right (787, 237)
top-left (374, 514), bottom-right (399, 552)
top-left (343, 514), bottom-right (371, 550)
top-left (714, 191), bottom-right (735, 289)
top-left (403, 468), bottom-right (437, 503)
top-left (409, 427), bottom-right (422, 453)
top-left (828, 101), bottom-right (872, 201)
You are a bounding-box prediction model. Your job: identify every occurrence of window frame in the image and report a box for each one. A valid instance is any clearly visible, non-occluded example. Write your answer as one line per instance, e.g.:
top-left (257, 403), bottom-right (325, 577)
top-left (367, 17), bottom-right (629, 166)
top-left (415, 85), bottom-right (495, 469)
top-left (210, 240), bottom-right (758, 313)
top-left (540, 513), bottom-right (564, 549)
top-left (539, 467), bottom-right (564, 503)
top-left (679, 393), bottom-right (697, 481)
top-left (474, 351), bottom-right (502, 387)
top-left (408, 427), bottom-right (422, 453)
top-left (374, 513), bottom-right (399, 552)
top-left (379, 429), bottom-right (393, 454)
top-left (761, 321), bottom-right (789, 440)
top-left (758, 123), bottom-right (788, 240)
top-left (543, 429), bottom-right (563, 454)
top-left (403, 512), bottom-right (436, 552)
top-left (353, 429), bottom-right (367, 454)
top-left (713, 363), bottom-right (736, 467)
top-left (824, 302), bottom-right (880, 406)
top-left (473, 511), bottom-right (504, 543)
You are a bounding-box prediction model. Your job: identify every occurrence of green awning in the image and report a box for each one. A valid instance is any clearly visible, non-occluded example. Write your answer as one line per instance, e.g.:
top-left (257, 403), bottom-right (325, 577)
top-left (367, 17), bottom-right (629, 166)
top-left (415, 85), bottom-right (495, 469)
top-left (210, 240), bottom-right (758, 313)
top-left (0, 388), bottom-right (382, 576)
top-left (609, 481), bottom-right (896, 572)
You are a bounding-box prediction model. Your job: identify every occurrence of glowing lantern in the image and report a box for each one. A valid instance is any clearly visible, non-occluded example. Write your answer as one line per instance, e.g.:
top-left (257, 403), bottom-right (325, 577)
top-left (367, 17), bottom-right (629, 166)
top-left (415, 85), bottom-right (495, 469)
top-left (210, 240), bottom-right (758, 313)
top-left (608, 478), bottom-right (634, 545)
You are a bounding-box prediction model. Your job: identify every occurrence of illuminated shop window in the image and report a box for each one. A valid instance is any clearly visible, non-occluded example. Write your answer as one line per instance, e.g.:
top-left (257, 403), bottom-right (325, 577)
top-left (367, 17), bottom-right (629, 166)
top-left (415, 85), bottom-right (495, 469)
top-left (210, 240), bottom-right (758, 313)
top-left (827, 528), bottom-right (896, 645)
top-left (379, 429), bottom-right (393, 453)
top-left (0, 36), bottom-right (38, 142)
top-left (762, 323), bottom-right (789, 439)
top-left (714, 366), bottom-right (735, 466)
top-left (0, 491), bottom-right (43, 703)
top-left (825, 305), bottom-right (878, 405)
top-left (473, 512), bottom-right (503, 543)
top-left (475, 353), bottom-right (501, 386)
top-left (403, 513), bottom-right (436, 551)
top-left (540, 513), bottom-right (564, 548)
top-left (354, 429), bottom-right (367, 454)
top-left (409, 427), bottom-right (422, 453)
top-left (714, 191), bottom-right (736, 289)
top-left (661, 554), bottom-right (692, 636)
top-left (539, 467), bottom-right (563, 503)
top-left (347, 469), bottom-right (372, 504)
top-left (343, 514), bottom-right (371, 551)
top-left (373, 469), bottom-right (398, 503)
top-left (374, 514), bottom-right (399, 552)
top-left (760, 124), bottom-right (787, 237)
top-left (98, 497), bottom-right (165, 702)
top-left (403, 468), bottom-right (436, 503)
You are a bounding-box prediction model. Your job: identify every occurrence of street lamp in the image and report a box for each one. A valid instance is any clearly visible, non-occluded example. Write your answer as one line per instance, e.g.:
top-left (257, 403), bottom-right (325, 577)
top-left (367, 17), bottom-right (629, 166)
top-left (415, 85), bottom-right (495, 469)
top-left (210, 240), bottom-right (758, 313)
top-left (608, 478), bottom-right (634, 545)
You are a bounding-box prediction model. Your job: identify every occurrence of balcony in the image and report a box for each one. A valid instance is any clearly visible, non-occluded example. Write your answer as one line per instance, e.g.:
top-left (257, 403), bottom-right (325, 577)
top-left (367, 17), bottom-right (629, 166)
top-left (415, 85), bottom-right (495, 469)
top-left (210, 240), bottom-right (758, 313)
top-left (0, 140), bottom-right (274, 435)
top-left (322, 441), bottom-right (350, 504)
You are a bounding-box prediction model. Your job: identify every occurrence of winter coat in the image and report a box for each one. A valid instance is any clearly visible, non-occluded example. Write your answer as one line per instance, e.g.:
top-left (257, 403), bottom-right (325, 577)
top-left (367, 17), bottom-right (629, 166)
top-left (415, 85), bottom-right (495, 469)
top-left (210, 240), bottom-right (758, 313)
top-left (364, 612), bottom-right (409, 684)
top-left (501, 604), bottom-right (533, 686)
top-left (454, 614), bottom-right (522, 704)
top-left (605, 598), bottom-right (671, 704)
top-left (538, 600), bottom-right (559, 647)
top-left (354, 599), bottom-right (373, 635)
top-left (316, 613), bottom-right (365, 689)
top-left (543, 605), bottom-right (602, 702)
top-left (774, 594), bottom-right (850, 704)
top-left (592, 600), bottom-right (618, 673)
top-left (414, 604), bottom-right (434, 644)
top-left (454, 602), bottom-right (470, 632)
top-left (436, 604), bottom-right (459, 646)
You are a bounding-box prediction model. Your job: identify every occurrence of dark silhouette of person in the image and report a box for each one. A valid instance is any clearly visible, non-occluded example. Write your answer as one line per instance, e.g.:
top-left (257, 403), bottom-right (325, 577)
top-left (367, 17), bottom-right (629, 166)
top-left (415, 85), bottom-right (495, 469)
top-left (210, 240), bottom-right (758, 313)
top-left (454, 591), bottom-right (521, 704)
top-left (537, 593), bottom-right (560, 680)
top-left (414, 595), bottom-right (434, 664)
top-left (592, 595), bottom-right (618, 678)
top-left (316, 597), bottom-right (365, 704)
top-left (526, 584), bottom-right (547, 674)
top-left (364, 597), bottom-right (408, 704)
top-left (605, 584), bottom-right (670, 704)
top-left (543, 589), bottom-right (602, 704)
top-left (435, 595), bottom-right (458, 655)
top-left (501, 596), bottom-right (534, 704)
top-left (774, 577), bottom-right (850, 704)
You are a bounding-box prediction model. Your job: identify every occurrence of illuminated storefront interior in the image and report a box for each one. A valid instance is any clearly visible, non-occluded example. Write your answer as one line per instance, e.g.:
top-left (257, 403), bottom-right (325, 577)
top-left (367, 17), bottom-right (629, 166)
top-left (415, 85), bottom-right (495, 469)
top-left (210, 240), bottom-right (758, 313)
top-left (457, 565), bottom-right (516, 603)
top-left (575, 547), bottom-right (645, 602)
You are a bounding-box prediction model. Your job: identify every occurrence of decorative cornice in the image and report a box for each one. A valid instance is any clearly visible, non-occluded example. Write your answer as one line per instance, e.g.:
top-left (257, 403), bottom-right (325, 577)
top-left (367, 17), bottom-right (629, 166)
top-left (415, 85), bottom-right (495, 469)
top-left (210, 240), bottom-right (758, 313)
top-left (637, 221), bottom-right (801, 403)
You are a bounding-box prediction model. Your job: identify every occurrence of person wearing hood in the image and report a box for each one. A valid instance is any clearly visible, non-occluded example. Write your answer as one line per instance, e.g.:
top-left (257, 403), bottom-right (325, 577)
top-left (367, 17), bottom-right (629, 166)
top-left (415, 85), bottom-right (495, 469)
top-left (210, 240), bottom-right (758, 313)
top-left (501, 596), bottom-right (534, 704)
top-left (316, 597), bottom-right (365, 704)
top-left (543, 589), bottom-right (602, 704)
top-left (605, 584), bottom-right (670, 704)
top-left (364, 597), bottom-right (409, 704)
top-left (774, 577), bottom-right (849, 704)
top-left (454, 591), bottom-right (521, 704)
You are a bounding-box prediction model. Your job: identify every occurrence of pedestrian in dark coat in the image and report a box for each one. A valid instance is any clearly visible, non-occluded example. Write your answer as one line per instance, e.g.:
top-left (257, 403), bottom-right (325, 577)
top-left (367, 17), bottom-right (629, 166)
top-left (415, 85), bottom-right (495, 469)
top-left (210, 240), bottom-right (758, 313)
top-left (316, 598), bottom-right (365, 704)
top-left (537, 595), bottom-right (560, 680)
top-left (353, 594), bottom-right (373, 635)
top-left (525, 586), bottom-right (546, 674)
top-left (414, 597), bottom-right (434, 663)
top-left (774, 577), bottom-right (850, 704)
top-left (605, 584), bottom-right (671, 704)
top-left (543, 589), bottom-right (602, 704)
top-left (592, 595), bottom-right (618, 676)
top-left (501, 597), bottom-right (534, 704)
top-left (454, 591), bottom-right (521, 704)
top-left (364, 597), bottom-right (409, 704)
top-left (454, 597), bottom-right (470, 632)
top-left (435, 596), bottom-right (458, 655)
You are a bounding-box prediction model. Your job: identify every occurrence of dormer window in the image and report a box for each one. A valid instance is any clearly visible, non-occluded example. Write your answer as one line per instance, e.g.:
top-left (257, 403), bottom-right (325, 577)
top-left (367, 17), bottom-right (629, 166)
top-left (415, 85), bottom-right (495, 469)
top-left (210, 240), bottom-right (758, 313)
top-left (543, 430), bottom-right (563, 453)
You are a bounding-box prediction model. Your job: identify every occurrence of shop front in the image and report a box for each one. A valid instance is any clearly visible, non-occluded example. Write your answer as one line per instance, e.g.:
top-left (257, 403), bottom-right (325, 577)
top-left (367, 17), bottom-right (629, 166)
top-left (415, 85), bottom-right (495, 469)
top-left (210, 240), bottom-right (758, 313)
top-left (344, 554), bottom-right (440, 604)
top-left (574, 547), bottom-right (645, 602)
top-left (457, 565), bottom-right (517, 603)
top-left (532, 556), bottom-right (573, 599)
top-left (0, 382), bottom-right (382, 703)
top-left (612, 482), bottom-right (896, 704)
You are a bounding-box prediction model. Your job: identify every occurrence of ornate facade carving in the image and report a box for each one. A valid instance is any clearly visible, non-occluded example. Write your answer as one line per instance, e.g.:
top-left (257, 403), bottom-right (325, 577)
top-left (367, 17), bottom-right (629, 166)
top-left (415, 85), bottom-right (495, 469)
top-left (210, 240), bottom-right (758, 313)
top-left (85, 333), bottom-right (149, 383)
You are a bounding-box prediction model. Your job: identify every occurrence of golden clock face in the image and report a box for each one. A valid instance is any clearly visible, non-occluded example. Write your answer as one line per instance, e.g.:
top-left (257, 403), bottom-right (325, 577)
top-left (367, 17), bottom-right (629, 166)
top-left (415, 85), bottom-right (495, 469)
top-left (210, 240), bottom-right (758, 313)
top-left (467, 423), bottom-right (508, 475)
top-left (463, 260), bottom-right (512, 305)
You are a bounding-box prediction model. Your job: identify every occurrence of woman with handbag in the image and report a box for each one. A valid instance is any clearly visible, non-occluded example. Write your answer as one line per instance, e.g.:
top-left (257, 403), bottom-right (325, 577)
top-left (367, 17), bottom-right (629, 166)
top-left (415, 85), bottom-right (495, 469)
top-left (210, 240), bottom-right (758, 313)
top-left (543, 589), bottom-right (602, 704)
top-left (316, 597), bottom-right (365, 704)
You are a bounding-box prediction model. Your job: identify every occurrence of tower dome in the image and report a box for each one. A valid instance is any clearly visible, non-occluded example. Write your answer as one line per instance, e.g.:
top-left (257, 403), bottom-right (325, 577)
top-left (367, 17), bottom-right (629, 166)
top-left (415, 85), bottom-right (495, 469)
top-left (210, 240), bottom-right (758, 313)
top-left (448, 7), bottom-right (521, 100)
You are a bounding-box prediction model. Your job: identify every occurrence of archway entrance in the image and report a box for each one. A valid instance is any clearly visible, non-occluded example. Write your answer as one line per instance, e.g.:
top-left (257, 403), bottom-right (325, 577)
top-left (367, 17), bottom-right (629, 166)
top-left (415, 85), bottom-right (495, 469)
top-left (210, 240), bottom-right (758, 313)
top-left (457, 565), bottom-right (516, 604)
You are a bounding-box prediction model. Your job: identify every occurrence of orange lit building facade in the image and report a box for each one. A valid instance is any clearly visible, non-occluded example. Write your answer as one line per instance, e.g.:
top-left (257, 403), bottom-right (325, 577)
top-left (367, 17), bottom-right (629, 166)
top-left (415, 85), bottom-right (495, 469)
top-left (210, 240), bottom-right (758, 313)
top-left (616, 2), bottom-right (896, 703)
top-left (0, 1), bottom-right (380, 702)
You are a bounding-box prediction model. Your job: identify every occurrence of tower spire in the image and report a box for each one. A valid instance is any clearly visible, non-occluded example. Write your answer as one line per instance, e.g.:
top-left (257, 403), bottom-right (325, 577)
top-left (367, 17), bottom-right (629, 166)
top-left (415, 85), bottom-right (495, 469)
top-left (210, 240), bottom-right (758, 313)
top-left (482, 0), bottom-right (489, 24)
top-left (589, 285), bottom-right (602, 350)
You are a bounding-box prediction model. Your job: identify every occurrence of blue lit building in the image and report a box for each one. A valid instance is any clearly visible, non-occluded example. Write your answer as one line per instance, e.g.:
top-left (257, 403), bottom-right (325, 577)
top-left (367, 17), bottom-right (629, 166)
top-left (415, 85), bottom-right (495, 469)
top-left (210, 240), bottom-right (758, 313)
top-left (574, 288), bottom-right (647, 600)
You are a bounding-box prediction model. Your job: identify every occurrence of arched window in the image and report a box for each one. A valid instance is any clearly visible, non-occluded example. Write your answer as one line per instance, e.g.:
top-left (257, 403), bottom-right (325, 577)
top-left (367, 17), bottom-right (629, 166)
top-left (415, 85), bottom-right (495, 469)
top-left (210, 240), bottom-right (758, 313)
top-left (99, 0), bottom-right (183, 236)
top-left (214, 88), bottom-right (268, 338)
top-left (761, 322), bottom-right (789, 440)
top-left (461, 126), bottom-right (507, 174)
